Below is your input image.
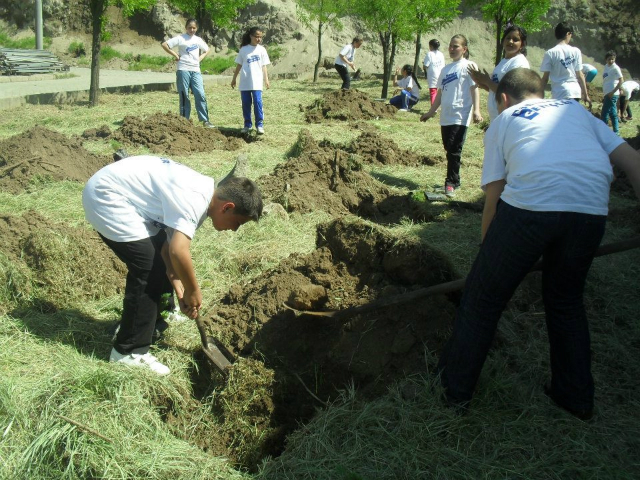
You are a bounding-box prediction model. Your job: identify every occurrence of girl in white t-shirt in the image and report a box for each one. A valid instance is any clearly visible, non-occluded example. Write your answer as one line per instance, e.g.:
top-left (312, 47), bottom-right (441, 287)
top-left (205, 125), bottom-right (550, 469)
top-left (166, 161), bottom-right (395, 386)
top-left (420, 34), bottom-right (483, 197)
top-left (423, 39), bottom-right (446, 104)
top-left (469, 24), bottom-right (530, 121)
top-left (231, 27), bottom-right (271, 135)
top-left (389, 64), bottom-right (422, 111)
top-left (161, 19), bottom-right (214, 128)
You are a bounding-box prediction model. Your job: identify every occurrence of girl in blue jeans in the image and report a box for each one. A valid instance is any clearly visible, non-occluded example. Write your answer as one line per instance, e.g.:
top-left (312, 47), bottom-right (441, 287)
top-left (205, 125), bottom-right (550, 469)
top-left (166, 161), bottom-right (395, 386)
top-left (161, 19), bottom-right (214, 128)
top-left (231, 27), bottom-right (271, 135)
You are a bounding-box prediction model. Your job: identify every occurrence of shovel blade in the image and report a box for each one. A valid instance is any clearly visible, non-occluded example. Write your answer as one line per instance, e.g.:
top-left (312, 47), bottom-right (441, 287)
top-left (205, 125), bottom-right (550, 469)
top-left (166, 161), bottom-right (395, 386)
top-left (202, 336), bottom-right (232, 376)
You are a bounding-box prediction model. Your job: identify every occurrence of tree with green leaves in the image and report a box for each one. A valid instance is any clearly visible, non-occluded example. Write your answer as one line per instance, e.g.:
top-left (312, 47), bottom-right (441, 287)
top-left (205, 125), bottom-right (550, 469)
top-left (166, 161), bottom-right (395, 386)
top-left (467, 0), bottom-right (549, 66)
top-left (410, 0), bottom-right (460, 75)
top-left (354, 0), bottom-right (414, 99)
top-left (295, 0), bottom-right (347, 83)
top-left (167, 0), bottom-right (256, 40)
top-left (87, 0), bottom-right (157, 106)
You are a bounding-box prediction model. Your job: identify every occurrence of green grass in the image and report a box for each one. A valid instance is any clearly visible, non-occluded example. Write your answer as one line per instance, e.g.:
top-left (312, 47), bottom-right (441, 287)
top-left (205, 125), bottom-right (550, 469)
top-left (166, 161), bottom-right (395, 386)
top-left (0, 28), bottom-right (52, 49)
top-left (0, 75), bottom-right (639, 479)
top-left (201, 55), bottom-right (237, 74)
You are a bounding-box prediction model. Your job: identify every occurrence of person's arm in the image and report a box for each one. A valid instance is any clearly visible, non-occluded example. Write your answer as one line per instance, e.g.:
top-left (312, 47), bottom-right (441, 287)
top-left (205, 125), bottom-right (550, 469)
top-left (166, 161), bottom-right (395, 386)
top-left (541, 71), bottom-right (550, 88)
top-left (340, 46), bottom-right (356, 71)
top-left (468, 64), bottom-right (494, 92)
top-left (481, 179), bottom-right (506, 241)
top-left (619, 94), bottom-right (629, 119)
top-left (420, 89), bottom-right (441, 121)
top-left (609, 143), bottom-right (640, 200)
top-left (199, 45), bottom-right (211, 63)
top-left (577, 70), bottom-right (592, 109)
top-left (471, 84), bottom-right (483, 123)
top-left (262, 65), bottom-right (270, 89)
top-left (161, 241), bottom-right (185, 306)
top-left (161, 41), bottom-right (179, 62)
top-left (392, 67), bottom-right (401, 87)
top-left (230, 63), bottom-right (241, 89)
top-left (612, 75), bottom-right (624, 99)
top-left (166, 231), bottom-right (202, 319)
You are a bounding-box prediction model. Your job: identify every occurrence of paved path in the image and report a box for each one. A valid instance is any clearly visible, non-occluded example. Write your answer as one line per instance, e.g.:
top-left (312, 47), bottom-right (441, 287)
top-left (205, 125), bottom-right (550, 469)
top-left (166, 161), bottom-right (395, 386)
top-left (0, 67), bottom-right (228, 110)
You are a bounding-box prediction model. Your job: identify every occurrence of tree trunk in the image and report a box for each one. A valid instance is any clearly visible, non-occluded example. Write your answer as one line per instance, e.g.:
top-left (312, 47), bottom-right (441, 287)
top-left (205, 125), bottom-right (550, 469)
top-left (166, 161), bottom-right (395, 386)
top-left (379, 31), bottom-right (391, 99)
top-left (314, 21), bottom-right (323, 83)
top-left (89, 0), bottom-right (106, 107)
top-left (413, 31), bottom-right (422, 76)
top-left (389, 33), bottom-right (397, 87)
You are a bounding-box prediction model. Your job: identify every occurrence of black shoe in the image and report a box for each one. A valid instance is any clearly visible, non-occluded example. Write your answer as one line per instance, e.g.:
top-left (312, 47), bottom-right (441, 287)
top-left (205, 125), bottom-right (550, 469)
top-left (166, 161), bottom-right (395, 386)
top-left (543, 383), bottom-right (593, 420)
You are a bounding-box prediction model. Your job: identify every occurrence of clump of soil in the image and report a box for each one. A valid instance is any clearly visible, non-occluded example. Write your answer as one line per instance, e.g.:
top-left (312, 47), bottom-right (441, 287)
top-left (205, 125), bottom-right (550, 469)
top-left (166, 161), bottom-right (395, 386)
top-left (587, 83), bottom-right (604, 104)
top-left (0, 212), bottom-right (126, 309)
top-left (0, 127), bottom-right (110, 194)
top-left (303, 89), bottom-right (397, 123)
top-left (82, 112), bottom-right (245, 156)
top-left (258, 129), bottom-right (434, 223)
top-left (197, 218), bottom-right (459, 466)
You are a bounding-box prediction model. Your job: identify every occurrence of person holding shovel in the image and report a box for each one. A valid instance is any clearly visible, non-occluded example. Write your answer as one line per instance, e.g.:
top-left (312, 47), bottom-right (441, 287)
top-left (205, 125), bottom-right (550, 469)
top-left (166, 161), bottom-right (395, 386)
top-left (83, 155), bottom-right (263, 375)
top-left (437, 68), bottom-right (640, 419)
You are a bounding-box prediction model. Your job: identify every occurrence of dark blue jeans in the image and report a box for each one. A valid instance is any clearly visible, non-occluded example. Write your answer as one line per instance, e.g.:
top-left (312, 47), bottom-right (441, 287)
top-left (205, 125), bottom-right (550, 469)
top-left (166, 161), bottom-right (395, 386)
top-left (438, 201), bottom-right (606, 412)
top-left (99, 230), bottom-right (172, 355)
top-left (335, 64), bottom-right (350, 90)
top-left (389, 90), bottom-right (419, 110)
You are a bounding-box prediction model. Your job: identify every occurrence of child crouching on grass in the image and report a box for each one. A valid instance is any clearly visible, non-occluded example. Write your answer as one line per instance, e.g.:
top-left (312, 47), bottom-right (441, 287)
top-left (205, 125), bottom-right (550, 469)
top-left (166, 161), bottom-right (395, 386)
top-left (437, 68), bottom-right (640, 419)
top-left (83, 155), bottom-right (263, 376)
top-left (231, 27), bottom-right (271, 135)
top-left (389, 64), bottom-right (421, 111)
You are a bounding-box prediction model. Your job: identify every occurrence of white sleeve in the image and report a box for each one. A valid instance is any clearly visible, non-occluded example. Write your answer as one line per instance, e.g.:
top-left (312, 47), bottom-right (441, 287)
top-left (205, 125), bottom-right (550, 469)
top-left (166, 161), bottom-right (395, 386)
top-left (481, 121), bottom-right (507, 189)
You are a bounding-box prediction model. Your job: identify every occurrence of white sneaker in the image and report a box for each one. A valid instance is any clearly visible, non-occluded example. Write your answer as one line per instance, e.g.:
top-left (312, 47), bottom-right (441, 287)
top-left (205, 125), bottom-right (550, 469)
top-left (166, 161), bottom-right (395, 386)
top-left (241, 126), bottom-right (251, 134)
top-left (256, 126), bottom-right (265, 135)
top-left (109, 348), bottom-right (170, 376)
top-left (398, 108), bottom-right (409, 112)
top-left (166, 307), bottom-right (188, 323)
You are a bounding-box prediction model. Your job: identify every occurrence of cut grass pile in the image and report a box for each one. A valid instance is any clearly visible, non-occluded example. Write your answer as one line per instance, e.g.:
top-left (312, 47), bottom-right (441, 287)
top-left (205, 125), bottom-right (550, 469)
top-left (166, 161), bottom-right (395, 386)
top-left (0, 76), bottom-right (639, 479)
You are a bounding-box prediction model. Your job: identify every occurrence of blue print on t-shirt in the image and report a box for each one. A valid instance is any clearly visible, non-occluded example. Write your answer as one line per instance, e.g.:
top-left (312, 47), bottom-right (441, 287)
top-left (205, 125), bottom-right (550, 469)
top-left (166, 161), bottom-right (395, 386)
top-left (560, 56), bottom-right (575, 69)
top-left (247, 55), bottom-right (260, 64)
top-left (512, 99), bottom-right (573, 120)
top-left (186, 45), bottom-right (199, 53)
top-left (442, 72), bottom-right (459, 88)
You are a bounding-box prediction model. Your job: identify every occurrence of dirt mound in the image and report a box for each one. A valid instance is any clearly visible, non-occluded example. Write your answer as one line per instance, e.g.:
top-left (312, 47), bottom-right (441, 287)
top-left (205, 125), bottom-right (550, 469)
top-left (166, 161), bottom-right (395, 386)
top-left (0, 212), bottom-right (126, 309)
top-left (303, 89), bottom-right (397, 123)
top-left (195, 218), bottom-right (459, 465)
top-left (82, 112), bottom-right (246, 156)
top-left (258, 129), bottom-right (434, 223)
top-left (587, 83), bottom-right (604, 104)
top-left (0, 127), bottom-right (110, 194)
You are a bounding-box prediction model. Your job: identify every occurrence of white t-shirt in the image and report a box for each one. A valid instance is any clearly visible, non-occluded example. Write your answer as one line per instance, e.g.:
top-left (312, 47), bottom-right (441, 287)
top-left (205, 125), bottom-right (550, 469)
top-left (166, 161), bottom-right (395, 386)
top-left (423, 50), bottom-right (445, 89)
top-left (396, 75), bottom-right (420, 99)
top-left (540, 43), bottom-right (583, 99)
top-left (602, 63), bottom-right (623, 95)
top-left (582, 63), bottom-right (596, 73)
top-left (166, 34), bottom-right (208, 72)
top-left (437, 58), bottom-right (477, 126)
top-left (235, 44), bottom-right (271, 91)
top-left (487, 54), bottom-right (530, 120)
top-left (482, 98), bottom-right (623, 216)
top-left (335, 44), bottom-right (356, 67)
top-left (620, 80), bottom-right (640, 98)
top-left (82, 156), bottom-right (214, 242)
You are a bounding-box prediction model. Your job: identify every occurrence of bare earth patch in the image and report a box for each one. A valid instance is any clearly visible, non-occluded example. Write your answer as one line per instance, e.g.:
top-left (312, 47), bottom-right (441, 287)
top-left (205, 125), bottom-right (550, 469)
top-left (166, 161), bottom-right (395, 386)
top-left (303, 89), bottom-right (397, 123)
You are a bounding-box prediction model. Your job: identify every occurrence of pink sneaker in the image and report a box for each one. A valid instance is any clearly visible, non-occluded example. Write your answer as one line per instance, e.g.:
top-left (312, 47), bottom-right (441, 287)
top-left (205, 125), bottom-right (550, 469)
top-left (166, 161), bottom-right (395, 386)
top-left (445, 185), bottom-right (456, 197)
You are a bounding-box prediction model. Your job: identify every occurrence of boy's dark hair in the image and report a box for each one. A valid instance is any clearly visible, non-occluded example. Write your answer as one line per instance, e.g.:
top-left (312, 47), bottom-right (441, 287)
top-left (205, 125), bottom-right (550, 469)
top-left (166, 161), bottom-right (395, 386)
top-left (216, 176), bottom-right (263, 221)
top-left (554, 22), bottom-right (572, 40)
top-left (502, 24), bottom-right (527, 56)
top-left (495, 68), bottom-right (544, 104)
top-left (605, 50), bottom-right (616, 59)
top-left (352, 37), bottom-right (363, 45)
top-left (429, 39), bottom-right (440, 50)
top-left (241, 27), bottom-right (264, 47)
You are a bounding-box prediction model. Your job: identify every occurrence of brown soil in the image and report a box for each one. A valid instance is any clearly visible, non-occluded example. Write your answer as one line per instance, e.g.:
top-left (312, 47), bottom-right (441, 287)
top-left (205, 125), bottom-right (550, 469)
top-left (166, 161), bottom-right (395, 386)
top-left (195, 218), bottom-right (459, 465)
top-left (587, 83), bottom-right (605, 104)
top-left (0, 127), bottom-right (110, 194)
top-left (303, 89), bottom-right (398, 123)
top-left (0, 212), bottom-right (126, 309)
top-left (82, 112), bottom-right (247, 156)
top-left (258, 129), bottom-right (439, 224)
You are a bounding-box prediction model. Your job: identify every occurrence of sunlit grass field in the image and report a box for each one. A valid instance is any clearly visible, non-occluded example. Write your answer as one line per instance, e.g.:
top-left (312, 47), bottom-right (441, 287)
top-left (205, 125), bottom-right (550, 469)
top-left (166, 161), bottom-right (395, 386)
top-left (0, 76), bottom-right (639, 479)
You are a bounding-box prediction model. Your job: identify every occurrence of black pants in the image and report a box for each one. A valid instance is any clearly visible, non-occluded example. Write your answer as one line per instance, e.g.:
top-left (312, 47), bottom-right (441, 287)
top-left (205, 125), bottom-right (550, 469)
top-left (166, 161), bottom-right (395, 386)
top-left (335, 64), bottom-right (350, 90)
top-left (100, 230), bottom-right (172, 355)
top-left (441, 124), bottom-right (468, 188)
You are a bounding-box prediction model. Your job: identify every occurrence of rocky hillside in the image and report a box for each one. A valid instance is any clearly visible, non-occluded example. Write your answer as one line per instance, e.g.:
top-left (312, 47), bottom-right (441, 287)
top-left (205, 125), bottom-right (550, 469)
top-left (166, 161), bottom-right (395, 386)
top-left (1, 0), bottom-right (637, 78)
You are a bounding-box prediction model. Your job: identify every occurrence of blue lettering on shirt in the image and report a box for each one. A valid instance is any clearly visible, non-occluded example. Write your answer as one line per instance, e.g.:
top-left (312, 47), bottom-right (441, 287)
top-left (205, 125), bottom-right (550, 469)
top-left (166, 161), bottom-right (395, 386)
top-left (603, 72), bottom-right (609, 79)
top-left (160, 158), bottom-right (171, 164)
top-left (491, 73), bottom-right (499, 84)
top-left (151, 220), bottom-right (168, 229)
top-left (441, 72), bottom-right (459, 88)
top-left (560, 56), bottom-right (575, 69)
top-left (186, 45), bottom-right (199, 53)
top-left (247, 55), bottom-right (261, 64)
top-left (511, 99), bottom-right (573, 120)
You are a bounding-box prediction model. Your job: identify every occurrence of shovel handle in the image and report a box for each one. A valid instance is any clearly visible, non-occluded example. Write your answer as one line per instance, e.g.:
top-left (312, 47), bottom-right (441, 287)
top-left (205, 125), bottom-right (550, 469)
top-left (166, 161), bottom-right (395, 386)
top-left (194, 315), bottom-right (210, 348)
